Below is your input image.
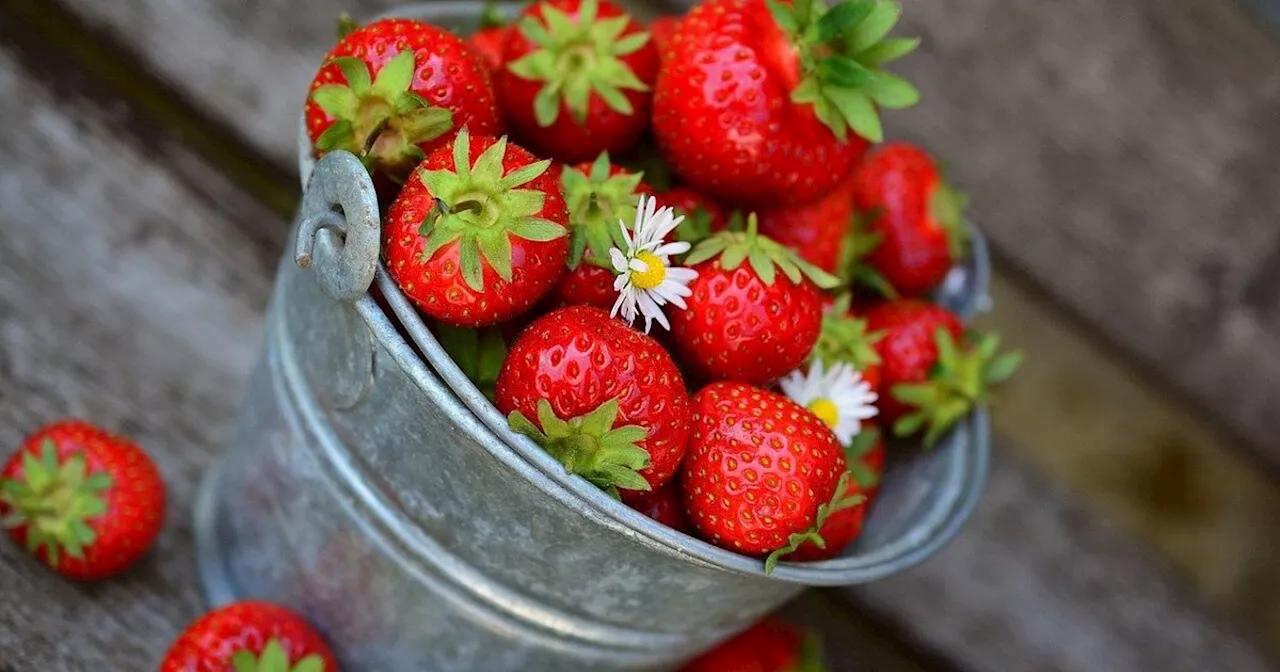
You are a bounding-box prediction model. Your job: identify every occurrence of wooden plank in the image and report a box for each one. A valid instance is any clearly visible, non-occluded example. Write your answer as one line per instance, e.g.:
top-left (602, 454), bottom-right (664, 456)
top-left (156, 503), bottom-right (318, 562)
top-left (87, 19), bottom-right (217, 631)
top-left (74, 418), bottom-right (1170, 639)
top-left (40, 0), bottom-right (1280, 474)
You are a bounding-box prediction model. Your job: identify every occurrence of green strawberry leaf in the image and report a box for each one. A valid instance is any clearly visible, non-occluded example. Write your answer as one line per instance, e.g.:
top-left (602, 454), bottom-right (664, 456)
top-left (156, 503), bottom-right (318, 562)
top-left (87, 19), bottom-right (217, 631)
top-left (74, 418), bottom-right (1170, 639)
top-left (508, 398), bottom-right (653, 494)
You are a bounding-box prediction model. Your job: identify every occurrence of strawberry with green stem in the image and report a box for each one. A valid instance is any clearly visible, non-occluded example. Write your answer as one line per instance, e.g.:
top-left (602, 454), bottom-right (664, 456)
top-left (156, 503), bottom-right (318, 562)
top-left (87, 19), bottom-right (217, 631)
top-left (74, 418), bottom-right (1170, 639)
top-left (679, 617), bottom-right (827, 672)
top-left (657, 187), bottom-right (728, 245)
top-left (811, 293), bottom-right (885, 391)
top-left (159, 601), bottom-right (336, 672)
top-left (500, 0), bottom-right (659, 163)
top-left (496, 306), bottom-right (691, 495)
top-left (1, 420), bottom-right (165, 581)
top-left (671, 213), bottom-right (840, 385)
top-left (306, 17), bottom-right (503, 184)
top-left (653, 0), bottom-right (920, 207)
top-left (383, 129), bottom-right (569, 327)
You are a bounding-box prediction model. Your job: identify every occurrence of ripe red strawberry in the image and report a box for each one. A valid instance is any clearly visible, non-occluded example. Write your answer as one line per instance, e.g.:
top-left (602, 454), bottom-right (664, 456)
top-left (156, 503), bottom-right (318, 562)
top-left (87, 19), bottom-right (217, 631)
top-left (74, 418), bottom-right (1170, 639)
top-left (306, 17), bottom-right (502, 183)
top-left (467, 3), bottom-right (512, 72)
top-left (649, 15), bottom-right (679, 54)
top-left (864, 299), bottom-right (1021, 445)
top-left (547, 263), bottom-right (620, 310)
top-left (757, 180), bottom-right (857, 274)
top-left (787, 428), bottom-right (883, 562)
top-left (811, 293), bottom-right (885, 391)
top-left (657, 187), bottom-right (728, 245)
top-left (679, 617), bottom-right (824, 672)
top-left (851, 142), bottom-right (969, 297)
top-left (622, 481), bottom-right (693, 533)
top-left (497, 306), bottom-right (691, 494)
top-left (682, 382), bottom-right (857, 570)
top-left (383, 130), bottom-right (569, 327)
top-left (500, 0), bottom-right (659, 163)
top-left (653, 0), bottom-right (919, 207)
top-left (0, 420), bottom-right (165, 581)
top-left (159, 601), bottom-right (337, 672)
top-left (846, 424), bottom-right (885, 497)
top-left (671, 215), bottom-right (838, 385)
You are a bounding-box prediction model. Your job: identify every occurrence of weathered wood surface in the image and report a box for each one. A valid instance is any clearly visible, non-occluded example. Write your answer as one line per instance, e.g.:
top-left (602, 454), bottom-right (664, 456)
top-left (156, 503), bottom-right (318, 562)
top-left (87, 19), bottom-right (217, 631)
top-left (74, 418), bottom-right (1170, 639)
top-left (47, 0), bottom-right (1280, 473)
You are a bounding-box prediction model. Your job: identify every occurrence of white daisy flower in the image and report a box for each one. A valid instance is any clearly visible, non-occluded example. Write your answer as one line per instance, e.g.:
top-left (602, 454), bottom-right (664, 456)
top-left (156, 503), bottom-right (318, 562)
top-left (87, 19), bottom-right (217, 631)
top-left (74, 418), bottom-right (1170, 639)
top-left (609, 195), bottom-right (699, 333)
top-left (780, 359), bottom-right (879, 445)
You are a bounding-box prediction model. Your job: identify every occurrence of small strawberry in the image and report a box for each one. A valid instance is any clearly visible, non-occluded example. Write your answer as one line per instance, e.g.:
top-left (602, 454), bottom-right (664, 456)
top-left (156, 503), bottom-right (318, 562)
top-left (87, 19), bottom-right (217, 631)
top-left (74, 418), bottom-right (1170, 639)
top-left (0, 420), bottom-right (165, 581)
top-left (679, 617), bottom-right (826, 672)
top-left (681, 382), bottom-right (859, 571)
top-left (653, 0), bottom-right (920, 207)
top-left (546, 263), bottom-right (619, 310)
top-left (756, 179), bottom-right (856, 274)
top-left (846, 424), bottom-right (885, 497)
top-left (500, 0), bottom-right (659, 163)
top-left (657, 187), bottom-right (728, 245)
top-left (306, 17), bottom-right (503, 183)
top-left (810, 293), bottom-right (885, 391)
top-left (383, 129), bottom-right (569, 327)
top-left (649, 15), bottom-right (680, 54)
top-left (622, 481), bottom-right (693, 533)
top-left (671, 214), bottom-right (838, 385)
top-left (497, 306), bottom-right (691, 494)
top-left (467, 3), bottom-right (512, 73)
top-left (864, 299), bottom-right (1022, 445)
top-left (159, 601), bottom-right (337, 672)
top-left (851, 142), bottom-right (969, 297)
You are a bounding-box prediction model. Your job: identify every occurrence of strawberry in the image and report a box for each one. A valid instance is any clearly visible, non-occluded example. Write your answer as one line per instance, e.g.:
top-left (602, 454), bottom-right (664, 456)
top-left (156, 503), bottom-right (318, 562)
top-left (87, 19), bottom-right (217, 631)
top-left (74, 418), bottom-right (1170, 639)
top-left (0, 420), bottom-right (165, 581)
top-left (649, 15), bottom-right (680, 54)
top-left (810, 293), bottom-right (884, 391)
top-left (864, 299), bottom-right (1022, 445)
top-left (851, 142), bottom-right (969, 297)
top-left (845, 424), bottom-right (885, 496)
top-left (306, 17), bottom-right (503, 184)
top-left (622, 481), bottom-right (693, 533)
top-left (756, 179), bottom-right (856, 274)
top-left (159, 601), bottom-right (337, 672)
top-left (497, 306), bottom-right (691, 494)
top-left (383, 129), bottom-right (569, 327)
top-left (652, 0), bottom-right (919, 207)
top-left (657, 187), bottom-right (728, 245)
top-left (787, 430), bottom-right (882, 561)
top-left (546, 263), bottom-right (620, 310)
top-left (679, 617), bottom-right (825, 672)
top-left (671, 215), bottom-right (838, 385)
top-left (681, 382), bottom-right (858, 570)
top-left (500, 0), bottom-right (659, 163)
top-left (467, 3), bottom-right (512, 73)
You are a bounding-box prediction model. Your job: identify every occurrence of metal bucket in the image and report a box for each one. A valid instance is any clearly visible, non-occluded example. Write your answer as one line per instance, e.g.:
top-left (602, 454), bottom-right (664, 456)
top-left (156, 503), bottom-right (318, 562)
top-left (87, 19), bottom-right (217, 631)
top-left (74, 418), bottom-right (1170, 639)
top-left (193, 5), bottom-right (992, 671)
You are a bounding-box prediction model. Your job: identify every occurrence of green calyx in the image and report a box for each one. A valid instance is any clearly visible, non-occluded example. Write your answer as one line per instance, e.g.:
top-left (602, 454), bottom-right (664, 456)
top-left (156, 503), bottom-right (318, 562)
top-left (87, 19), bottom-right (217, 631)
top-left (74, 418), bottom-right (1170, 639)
top-left (685, 213), bottom-right (840, 289)
top-left (835, 209), bottom-right (899, 298)
top-left (844, 426), bottom-right (881, 489)
top-left (930, 179), bottom-right (970, 261)
top-left (231, 638), bottom-right (325, 672)
top-left (310, 49), bottom-right (455, 181)
top-left (891, 328), bottom-right (1023, 447)
top-left (812, 293), bottom-right (885, 371)
top-left (0, 439), bottom-right (111, 568)
top-left (416, 129), bottom-right (568, 291)
top-left (436, 324), bottom-right (508, 401)
top-left (508, 398), bottom-right (652, 498)
top-left (479, 1), bottom-right (508, 29)
top-left (765, 471), bottom-right (864, 573)
top-left (506, 0), bottom-right (651, 126)
top-left (561, 152), bottom-right (646, 267)
top-left (672, 205), bottom-right (715, 246)
top-left (336, 13), bottom-right (359, 39)
top-left (766, 0), bottom-right (921, 143)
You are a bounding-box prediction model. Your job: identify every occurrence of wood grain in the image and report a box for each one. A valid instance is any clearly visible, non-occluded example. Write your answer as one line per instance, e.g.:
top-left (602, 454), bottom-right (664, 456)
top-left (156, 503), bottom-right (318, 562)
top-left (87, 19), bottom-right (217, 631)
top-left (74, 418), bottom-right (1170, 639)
top-left (44, 0), bottom-right (1280, 472)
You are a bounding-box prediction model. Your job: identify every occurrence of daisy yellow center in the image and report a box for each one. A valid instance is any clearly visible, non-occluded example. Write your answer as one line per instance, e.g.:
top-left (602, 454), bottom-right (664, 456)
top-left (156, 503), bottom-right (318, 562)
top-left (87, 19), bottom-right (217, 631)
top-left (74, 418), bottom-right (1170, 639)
top-left (808, 398), bottom-right (840, 429)
top-left (631, 251), bottom-right (667, 290)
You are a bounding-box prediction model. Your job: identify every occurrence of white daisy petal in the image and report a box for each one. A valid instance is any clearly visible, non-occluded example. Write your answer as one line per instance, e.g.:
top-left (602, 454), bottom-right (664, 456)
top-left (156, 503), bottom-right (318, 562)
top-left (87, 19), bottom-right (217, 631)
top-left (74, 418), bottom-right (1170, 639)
top-left (655, 241), bottom-right (691, 257)
top-left (610, 248), bottom-right (629, 273)
top-left (630, 258), bottom-right (649, 273)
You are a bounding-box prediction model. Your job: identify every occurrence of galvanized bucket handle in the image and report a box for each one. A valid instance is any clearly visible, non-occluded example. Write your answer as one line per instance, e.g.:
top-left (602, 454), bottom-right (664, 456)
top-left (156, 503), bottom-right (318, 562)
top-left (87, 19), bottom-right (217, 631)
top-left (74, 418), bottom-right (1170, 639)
top-left (293, 151), bottom-right (381, 303)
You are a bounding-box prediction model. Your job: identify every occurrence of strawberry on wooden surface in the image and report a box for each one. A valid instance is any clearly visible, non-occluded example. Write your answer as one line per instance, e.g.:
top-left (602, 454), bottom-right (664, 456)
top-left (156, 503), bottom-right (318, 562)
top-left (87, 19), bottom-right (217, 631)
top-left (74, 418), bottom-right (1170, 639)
top-left (0, 420), bottom-right (164, 581)
top-left (159, 601), bottom-right (337, 672)
top-left (670, 214), bottom-right (838, 385)
top-left (305, 17), bottom-right (502, 184)
top-left (496, 306), bottom-right (692, 494)
top-left (680, 382), bottom-right (859, 570)
top-left (851, 142), bottom-right (969, 297)
top-left (864, 299), bottom-right (1022, 445)
top-left (679, 617), bottom-right (825, 672)
top-left (383, 130), bottom-right (569, 327)
top-left (499, 0), bottom-right (659, 163)
top-left (653, 0), bottom-right (920, 207)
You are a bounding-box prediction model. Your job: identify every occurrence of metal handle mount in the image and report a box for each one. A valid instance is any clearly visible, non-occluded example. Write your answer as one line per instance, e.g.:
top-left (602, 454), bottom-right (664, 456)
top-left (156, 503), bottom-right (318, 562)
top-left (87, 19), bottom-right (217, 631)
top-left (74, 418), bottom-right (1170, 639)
top-left (293, 151), bottom-right (381, 303)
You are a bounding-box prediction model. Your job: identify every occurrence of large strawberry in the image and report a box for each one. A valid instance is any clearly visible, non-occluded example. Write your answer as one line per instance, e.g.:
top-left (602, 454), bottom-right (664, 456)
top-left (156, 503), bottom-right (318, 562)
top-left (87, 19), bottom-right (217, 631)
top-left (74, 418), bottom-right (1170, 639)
top-left (383, 130), bottom-right (569, 327)
top-left (306, 17), bottom-right (502, 184)
top-left (497, 306), bottom-right (691, 494)
top-left (500, 0), bottom-right (659, 163)
top-left (681, 382), bottom-right (859, 571)
top-left (671, 215), bottom-right (838, 385)
top-left (653, 0), bottom-right (920, 207)
top-left (159, 601), bottom-right (337, 672)
top-left (810, 293), bottom-right (884, 391)
top-left (679, 617), bottom-right (825, 672)
top-left (864, 299), bottom-right (1021, 445)
top-left (757, 178), bottom-right (856, 274)
top-left (0, 420), bottom-right (165, 581)
top-left (851, 142), bottom-right (969, 297)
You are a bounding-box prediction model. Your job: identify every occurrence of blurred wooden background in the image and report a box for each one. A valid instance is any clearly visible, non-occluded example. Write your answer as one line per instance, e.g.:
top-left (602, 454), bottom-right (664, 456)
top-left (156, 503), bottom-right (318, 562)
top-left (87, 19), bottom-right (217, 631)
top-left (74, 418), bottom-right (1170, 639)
top-left (0, 0), bottom-right (1278, 669)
